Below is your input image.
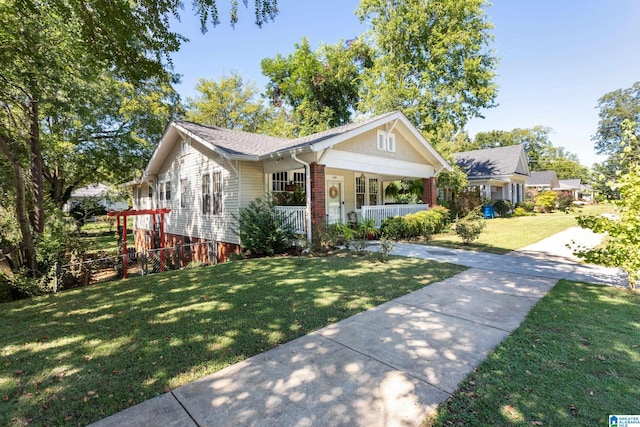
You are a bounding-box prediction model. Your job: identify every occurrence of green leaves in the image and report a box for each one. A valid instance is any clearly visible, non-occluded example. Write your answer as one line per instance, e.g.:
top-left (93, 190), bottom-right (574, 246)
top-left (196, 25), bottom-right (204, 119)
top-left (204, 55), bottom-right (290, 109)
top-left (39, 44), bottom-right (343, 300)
top-left (186, 72), bottom-right (273, 133)
top-left (575, 120), bottom-right (640, 288)
top-left (261, 37), bottom-right (372, 136)
top-left (357, 0), bottom-right (498, 138)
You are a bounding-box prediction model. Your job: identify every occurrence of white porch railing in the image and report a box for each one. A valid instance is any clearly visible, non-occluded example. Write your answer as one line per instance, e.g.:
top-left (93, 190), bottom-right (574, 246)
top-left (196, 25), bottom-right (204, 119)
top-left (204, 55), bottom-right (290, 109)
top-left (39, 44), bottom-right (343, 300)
top-left (361, 204), bottom-right (429, 227)
top-left (274, 206), bottom-right (307, 234)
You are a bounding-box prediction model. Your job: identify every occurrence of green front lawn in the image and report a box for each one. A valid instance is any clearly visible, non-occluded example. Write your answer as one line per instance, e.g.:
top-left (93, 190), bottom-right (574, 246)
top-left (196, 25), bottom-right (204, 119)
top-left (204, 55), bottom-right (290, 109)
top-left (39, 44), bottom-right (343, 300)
top-left (426, 280), bottom-right (640, 426)
top-left (0, 254), bottom-right (465, 426)
top-left (428, 204), bottom-right (614, 254)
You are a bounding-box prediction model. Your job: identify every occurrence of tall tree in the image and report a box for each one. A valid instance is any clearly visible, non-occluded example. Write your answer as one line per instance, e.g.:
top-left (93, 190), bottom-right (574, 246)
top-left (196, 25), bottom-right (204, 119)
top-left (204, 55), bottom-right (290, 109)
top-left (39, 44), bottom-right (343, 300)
top-left (261, 37), bottom-right (372, 136)
top-left (186, 73), bottom-right (273, 133)
top-left (592, 81), bottom-right (640, 157)
top-left (356, 0), bottom-right (498, 141)
top-left (0, 0), bottom-right (277, 274)
top-left (472, 126), bottom-right (555, 170)
top-left (576, 120), bottom-right (640, 289)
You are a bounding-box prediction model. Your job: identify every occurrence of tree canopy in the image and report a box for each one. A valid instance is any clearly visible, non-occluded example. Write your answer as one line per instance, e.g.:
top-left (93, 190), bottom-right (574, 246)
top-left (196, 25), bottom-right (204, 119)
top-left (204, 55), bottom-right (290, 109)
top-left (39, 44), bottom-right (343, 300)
top-left (186, 73), bottom-right (273, 133)
top-left (592, 81), bottom-right (640, 156)
top-left (0, 0), bottom-right (278, 278)
top-left (356, 0), bottom-right (498, 140)
top-left (261, 37), bottom-right (372, 136)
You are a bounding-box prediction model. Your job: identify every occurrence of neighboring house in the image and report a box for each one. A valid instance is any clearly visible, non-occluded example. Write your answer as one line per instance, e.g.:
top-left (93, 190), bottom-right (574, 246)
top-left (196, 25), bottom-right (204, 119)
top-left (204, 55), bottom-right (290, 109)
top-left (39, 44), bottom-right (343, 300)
top-left (63, 183), bottom-right (129, 213)
top-left (452, 145), bottom-right (530, 204)
top-left (557, 179), bottom-right (595, 203)
top-left (525, 171), bottom-right (560, 196)
top-left (128, 111), bottom-right (452, 262)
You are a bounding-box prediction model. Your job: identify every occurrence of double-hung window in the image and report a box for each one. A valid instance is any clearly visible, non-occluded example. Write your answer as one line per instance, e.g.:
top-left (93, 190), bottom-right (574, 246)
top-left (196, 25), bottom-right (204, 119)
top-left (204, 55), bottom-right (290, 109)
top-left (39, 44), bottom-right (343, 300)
top-left (356, 176), bottom-right (366, 209)
top-left (180, 179), bottom-right (187, 208)
top-left (212, 171), bottom-right (222, 215)
top-left (369, 178), bottom-right (379, 206)
top-left (202, 174), bottom-right (211, 214)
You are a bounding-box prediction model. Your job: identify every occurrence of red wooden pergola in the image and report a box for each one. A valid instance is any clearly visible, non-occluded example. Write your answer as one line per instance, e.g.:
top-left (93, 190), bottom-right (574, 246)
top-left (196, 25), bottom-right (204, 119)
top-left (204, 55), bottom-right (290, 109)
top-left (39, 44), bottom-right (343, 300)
top-left (107, 208), bottom-right (171, 278)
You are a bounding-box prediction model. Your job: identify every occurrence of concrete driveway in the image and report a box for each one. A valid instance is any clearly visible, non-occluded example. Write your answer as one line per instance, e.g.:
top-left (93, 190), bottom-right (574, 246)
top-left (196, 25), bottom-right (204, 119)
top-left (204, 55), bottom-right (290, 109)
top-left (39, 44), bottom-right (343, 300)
top-left (89, 227), bottom-right (626, 427)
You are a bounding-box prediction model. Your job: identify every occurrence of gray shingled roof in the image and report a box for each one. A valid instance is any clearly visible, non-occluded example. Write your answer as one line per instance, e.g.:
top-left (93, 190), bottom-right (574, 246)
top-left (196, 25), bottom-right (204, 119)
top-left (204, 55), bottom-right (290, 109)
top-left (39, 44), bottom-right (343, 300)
top-left (526, 170), bottom-right (558, 186)
top-left (452, 145), bottom-right (525, 178)
top-left (173, 121), bottom-right (291, 156)
top-left (558, 179), bottom-right (581, 190)
top-left (174, 112), bottom-right (398, 157)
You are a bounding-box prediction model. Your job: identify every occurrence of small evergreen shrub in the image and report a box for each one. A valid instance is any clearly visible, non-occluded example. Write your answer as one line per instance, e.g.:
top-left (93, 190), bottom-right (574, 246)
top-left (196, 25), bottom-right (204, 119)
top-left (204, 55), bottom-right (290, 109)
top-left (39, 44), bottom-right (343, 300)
top-left (493, 199), bottom-right (513, 217)
top-left (455, 211), bottom-right (486, 245)
top-left (235, 197), bottom-right (294, 256)
top-left (380, 216), bottom-right (409, 240)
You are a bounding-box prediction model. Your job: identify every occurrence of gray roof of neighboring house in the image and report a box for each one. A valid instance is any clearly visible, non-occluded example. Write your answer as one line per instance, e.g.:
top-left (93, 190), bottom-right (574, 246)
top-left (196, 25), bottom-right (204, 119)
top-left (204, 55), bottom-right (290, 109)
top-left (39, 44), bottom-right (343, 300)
top-left (452, 145), bottom-right (526, 178)
top-left (174, 112), bottom-right (398, 157)
top-left (526, 170), bottom-right (558, 186)
top-left (558, 179), bottom-right (581, 190)
top-left (70, 183), bottom-right (112, 198)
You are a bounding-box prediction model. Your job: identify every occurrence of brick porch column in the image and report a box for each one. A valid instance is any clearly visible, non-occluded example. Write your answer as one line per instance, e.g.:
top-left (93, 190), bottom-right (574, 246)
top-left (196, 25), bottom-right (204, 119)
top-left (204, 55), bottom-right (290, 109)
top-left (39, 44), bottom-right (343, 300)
top-left (309, 162), bottom-right (326, 236)
top-left (422, 177), bottom-right (437, 207)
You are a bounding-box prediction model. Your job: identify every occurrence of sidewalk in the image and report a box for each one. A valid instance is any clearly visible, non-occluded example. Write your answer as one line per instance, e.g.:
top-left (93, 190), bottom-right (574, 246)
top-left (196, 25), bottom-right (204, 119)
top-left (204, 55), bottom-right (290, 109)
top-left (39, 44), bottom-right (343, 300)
top-left (89, 227), bottom-right (626, 427)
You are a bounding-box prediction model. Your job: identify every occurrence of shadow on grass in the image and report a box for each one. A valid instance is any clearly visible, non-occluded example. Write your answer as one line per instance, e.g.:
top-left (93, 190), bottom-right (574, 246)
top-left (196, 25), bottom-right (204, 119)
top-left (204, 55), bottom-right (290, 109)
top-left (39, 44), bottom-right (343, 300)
top-left (422, 239), bottom-right (511, 255)
top-left (0, 254), bottom-right (465, 426)
top-left (426, 280), bottom-right (640, 426)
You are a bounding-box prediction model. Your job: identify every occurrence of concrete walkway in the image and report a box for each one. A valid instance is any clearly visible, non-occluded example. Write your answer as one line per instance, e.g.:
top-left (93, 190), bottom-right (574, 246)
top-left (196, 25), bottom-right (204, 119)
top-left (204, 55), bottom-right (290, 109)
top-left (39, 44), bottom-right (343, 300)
top-left (89, 227), bottom-right (626, 427)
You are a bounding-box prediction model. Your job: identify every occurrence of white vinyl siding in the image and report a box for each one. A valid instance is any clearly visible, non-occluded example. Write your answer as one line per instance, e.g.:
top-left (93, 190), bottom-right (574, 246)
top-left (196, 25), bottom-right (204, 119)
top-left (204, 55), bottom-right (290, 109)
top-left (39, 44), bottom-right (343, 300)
top-left (137, 135), bottom-right (241, 245)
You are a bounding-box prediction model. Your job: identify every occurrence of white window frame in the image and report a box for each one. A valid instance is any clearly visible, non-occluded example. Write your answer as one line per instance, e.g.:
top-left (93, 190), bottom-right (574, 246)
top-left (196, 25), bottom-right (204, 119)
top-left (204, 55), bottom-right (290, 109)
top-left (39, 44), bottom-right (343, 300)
top-left (202, 173), bottom-right (211, 215)
top-left (386, 133), bottom-right (396, 152)
top-left (376, 130), bottom-right (396, 152)
top-left (212, 170), bottom-right (223, 215)
top-left (377, 130), bottom-right (386, 151)
top-left (355, 173), bottom-right (381, 211)
top-left (271, 170), bottom-right (305, 193)
top-left (180, 178), bottom-right (188, 209)
top-left (180, 139), bottom-right (191, 156)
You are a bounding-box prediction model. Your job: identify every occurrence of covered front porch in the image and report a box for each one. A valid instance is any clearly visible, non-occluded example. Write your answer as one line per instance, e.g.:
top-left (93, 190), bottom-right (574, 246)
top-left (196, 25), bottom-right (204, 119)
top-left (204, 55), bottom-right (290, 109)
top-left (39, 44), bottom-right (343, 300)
top-left (473, 179), bottom-right (527, 205)
top-left (270, 165), bottom-right (436, 234)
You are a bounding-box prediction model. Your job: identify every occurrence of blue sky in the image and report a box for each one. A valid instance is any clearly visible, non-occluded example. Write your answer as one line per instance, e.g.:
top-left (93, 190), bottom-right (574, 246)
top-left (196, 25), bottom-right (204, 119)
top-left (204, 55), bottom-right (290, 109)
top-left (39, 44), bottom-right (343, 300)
top-left (169, 1), bottom-right (640, 167)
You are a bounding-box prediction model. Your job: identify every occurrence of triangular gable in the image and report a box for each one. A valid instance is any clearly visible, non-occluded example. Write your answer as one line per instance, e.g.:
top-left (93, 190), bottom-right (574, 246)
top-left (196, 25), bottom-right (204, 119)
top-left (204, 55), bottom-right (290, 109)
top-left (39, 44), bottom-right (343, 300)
top-left (143, 111), bottom-right (452, 178)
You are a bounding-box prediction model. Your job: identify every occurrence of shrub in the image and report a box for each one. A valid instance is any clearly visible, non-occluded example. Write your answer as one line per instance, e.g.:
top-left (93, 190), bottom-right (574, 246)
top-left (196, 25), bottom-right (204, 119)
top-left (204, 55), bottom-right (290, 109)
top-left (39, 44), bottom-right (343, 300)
top-left (235, 197), bottom-right (294, 256)
top-left (517, 200), bottom-right (536, 212)
top-left (493, 199), bottom-right (513, 217)
top-left (513, 207), bottom-right (528, 216)
top-left (380, 216), bottom-right (409, 240)
top-left (377, 238), bottom-right (394, 262)
top-left (455, 211), bottom-right (486, 245)
top-left (535, 190), bottom-right (558, 212)
top-left (405, 211), bottom-right (438, 239)
top-left (557, 193), bottom-right (574, 212)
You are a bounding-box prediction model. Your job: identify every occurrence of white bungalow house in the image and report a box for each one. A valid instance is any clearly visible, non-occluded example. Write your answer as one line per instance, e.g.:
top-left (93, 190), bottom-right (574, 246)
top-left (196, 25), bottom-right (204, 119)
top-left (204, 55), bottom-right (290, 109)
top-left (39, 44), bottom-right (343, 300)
top-left (452, 145), bottom-right (530, 204)
top-left (128, 111), bottom-right (452, 262)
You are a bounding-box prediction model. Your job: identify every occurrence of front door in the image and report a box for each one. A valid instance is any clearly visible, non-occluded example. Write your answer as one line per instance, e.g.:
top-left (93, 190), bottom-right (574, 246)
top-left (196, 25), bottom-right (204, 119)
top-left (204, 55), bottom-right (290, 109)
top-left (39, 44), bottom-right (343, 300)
top-left (326, 176), bottom-right (343, 224)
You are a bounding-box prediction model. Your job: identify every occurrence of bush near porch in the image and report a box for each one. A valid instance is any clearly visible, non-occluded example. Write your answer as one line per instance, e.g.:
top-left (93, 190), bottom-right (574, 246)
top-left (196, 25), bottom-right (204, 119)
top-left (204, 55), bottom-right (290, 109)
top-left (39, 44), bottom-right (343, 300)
top-left (380, 206), bottom-right (450, 240)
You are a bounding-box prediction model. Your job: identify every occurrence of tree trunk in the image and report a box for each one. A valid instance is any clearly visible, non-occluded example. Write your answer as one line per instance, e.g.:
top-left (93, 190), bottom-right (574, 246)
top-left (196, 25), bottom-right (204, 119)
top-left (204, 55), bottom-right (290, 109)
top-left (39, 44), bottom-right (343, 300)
top-left (28, 98), bottom-right (45, 234)
top-left (0, 135), bottom-right (37, 273)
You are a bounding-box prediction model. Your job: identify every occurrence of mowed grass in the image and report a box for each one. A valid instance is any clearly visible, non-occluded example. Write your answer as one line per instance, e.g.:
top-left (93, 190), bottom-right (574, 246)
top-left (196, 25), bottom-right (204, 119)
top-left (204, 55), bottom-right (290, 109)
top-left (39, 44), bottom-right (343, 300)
top-left (0, 254), bottom-right (465, 426)
top-left (427, 204), bottom-right (614, 254)
top-left (79, 220), bottom-right (133, 255)
top-left (426, 280), bottom-right (640, 426)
